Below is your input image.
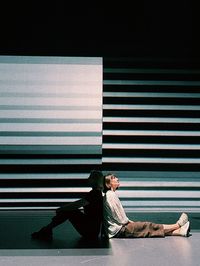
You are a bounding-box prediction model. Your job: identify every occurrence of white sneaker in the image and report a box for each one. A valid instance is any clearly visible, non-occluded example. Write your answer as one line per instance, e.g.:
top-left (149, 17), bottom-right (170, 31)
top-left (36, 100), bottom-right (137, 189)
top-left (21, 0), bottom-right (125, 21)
top-left (179, 221), bottom-right (190, 237)
top-left (177, 213), bottom-right (188, 227)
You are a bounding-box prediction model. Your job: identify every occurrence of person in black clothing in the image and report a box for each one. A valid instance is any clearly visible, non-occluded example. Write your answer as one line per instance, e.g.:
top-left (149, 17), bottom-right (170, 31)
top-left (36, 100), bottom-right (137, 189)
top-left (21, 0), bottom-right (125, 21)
top-left (31, 170), bottom-right (104, 240)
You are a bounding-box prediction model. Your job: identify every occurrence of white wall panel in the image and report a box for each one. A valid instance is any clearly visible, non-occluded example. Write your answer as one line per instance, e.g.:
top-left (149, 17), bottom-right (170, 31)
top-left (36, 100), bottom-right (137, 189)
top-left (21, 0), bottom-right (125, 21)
top-left (0, 56), bottom-right (103, 208)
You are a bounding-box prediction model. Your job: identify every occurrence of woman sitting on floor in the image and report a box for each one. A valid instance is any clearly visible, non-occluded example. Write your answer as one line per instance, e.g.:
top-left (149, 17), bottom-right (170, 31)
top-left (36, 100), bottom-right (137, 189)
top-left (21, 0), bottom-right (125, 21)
top-left (31, 170), bottom-right (104, 241)
top-left (103, 173), bottom-right (190, 239)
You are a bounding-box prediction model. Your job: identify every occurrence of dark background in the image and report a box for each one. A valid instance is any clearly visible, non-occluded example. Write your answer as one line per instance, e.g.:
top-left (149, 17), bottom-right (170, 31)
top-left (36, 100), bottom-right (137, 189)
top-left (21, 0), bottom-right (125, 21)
top-left (0, 1), bottom-right (198, 66)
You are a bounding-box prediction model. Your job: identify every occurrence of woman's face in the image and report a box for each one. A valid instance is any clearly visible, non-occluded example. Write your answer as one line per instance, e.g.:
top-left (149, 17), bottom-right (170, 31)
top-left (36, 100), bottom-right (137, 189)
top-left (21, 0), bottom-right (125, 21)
top-left (109, 175), bottom-right (120, 191)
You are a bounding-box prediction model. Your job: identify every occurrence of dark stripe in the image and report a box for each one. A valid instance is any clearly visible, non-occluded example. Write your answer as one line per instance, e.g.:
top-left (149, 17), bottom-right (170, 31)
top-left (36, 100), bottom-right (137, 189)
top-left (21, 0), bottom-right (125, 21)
top-left (103, 136), bottom-right (200, 144)
top-left (0, 179), bottom-right (88, 187)
top-left (0, 164), bottom-right (103, 173)
top-left (103, 122), bottom-right (200, 131)
top-left (0, 145), bottom-right (102, 154)
top-left (0, 192), bottom-right (87, 199)
top-left (104, 85), bottom-right (200, 93)
top-left (103, 150), bottom-right (200, 158)
top-left (103, 109), bottom-right (200, 118)
top-left (104, 72), bottom-right (200, 81)
top-left (102, 163), bottom-right (200, 171)
top-left (103, 97), bottom-right (200, 105)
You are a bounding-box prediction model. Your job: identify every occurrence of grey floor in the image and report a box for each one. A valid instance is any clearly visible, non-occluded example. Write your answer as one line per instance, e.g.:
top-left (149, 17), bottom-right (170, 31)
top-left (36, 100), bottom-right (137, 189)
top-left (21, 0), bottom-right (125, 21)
top-left (0, 211), bottom-right (199, 266)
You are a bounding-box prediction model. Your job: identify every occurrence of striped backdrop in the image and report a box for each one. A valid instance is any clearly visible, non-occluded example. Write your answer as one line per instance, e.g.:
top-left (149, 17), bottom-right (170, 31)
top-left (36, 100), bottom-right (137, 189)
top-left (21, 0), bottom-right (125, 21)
top-left (0, 56), bottom-right (102, 209)
top-left (1, 56), bottom-right (200, 213)
top-left (103, 59), bottom-right (200, 213)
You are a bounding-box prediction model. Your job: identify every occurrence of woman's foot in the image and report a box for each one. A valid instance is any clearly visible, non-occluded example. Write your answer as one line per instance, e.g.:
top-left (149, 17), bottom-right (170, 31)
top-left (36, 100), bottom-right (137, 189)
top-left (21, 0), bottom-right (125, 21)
top-left (179, 221), bottom-right (190, 237)
top-left (31, 226), bottom-right (53, 241)
top-left (177, 213), bottom-right (188, 227)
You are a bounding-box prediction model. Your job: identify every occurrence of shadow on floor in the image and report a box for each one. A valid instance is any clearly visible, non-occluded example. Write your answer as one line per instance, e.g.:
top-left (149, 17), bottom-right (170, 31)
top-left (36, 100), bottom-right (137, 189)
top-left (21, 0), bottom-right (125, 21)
top-left (0, 210), bottom-right (110, 250)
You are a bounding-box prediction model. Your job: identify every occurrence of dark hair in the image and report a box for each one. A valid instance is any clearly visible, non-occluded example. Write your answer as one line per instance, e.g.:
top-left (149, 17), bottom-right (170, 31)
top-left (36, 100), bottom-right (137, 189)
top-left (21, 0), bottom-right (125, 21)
top-left (88, 170), bottom-right (103, 188)
top-left (88, 170), bottom-right (103, 179)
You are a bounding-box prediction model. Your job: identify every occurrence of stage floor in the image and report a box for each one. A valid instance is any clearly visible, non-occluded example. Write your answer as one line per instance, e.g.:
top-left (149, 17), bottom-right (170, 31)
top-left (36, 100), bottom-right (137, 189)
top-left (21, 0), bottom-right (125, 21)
top-left (0, 210), bottom-right (199, 266)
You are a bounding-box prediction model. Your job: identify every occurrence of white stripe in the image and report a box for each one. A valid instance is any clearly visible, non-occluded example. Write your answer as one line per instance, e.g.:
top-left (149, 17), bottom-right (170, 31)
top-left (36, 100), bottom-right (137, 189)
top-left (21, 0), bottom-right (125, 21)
top-left (0, 123), bottom-right (102, 132)
top-left (103, 143), bottom-right (200, 150)
top-left (0, 173), bottom-right (89, 179)
top-left (0, 110), bottom-right (101, 119)
top-left (121, 200), bottom-right (200, 207)
top-left (116, 190), bottom-right (200, 198)
top-left (0, 92), bottom-right (101, 98)
top-left (0, 158), bottom-right (102, 165)
top-left (103, 117), bottom-right (200, 123)
top-left (0, 97), bottom-right (102, 106)
top-left (125, 208), bottom-right (200, 213)
top-left (104, 92), bottom-right (200, 98)
top-left (0, 188), bottom-right (90, 193)
top-left (103, 130), bottom-right (200, 136)
top-left (103, 157), bottom-right (200, 163)
top-left (1, 207), bottom-right (199, 212)
top-left (0, 207), bottom-right (58, 210)
top-left (107, 171), bottom-right (200, 179)
top-left (103, 104), bottom-right (200, 111)
top-left (0, 64), bottom-right (102, 83)
top-left (0, 199), bottom-right (80, 203)
top-left (0, 84), bottom-right (101, 94)
top-left (0, 136), bottom-right (101, 145)
top-left (120, 181), bottom-right (200, 187)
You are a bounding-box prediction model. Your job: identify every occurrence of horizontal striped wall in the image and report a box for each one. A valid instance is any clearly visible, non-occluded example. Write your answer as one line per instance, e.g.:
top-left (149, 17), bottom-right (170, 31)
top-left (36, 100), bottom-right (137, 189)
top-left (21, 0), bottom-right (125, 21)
top-left (0, 56), bottom-right (103, 209)
top-left (102, 60), bottom-right (200, 213)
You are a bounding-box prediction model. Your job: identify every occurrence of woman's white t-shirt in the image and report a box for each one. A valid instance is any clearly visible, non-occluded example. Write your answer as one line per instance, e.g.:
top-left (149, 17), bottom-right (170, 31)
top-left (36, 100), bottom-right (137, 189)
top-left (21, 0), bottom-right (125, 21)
top-left (103, 190), bottom-right (129, 238)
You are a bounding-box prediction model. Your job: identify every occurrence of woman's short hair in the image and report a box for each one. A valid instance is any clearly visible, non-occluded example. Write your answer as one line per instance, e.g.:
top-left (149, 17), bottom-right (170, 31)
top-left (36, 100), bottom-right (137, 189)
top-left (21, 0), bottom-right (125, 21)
top-left (88, 170), bottom-right (103, 188)
top-left (103, 173), bottom-right (116, 192)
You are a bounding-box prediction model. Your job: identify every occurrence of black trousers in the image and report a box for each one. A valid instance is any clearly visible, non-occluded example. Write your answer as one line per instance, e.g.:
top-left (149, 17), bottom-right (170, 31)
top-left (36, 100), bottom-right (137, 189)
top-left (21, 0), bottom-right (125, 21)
top-left (51, 209), bottom-right (98, 238)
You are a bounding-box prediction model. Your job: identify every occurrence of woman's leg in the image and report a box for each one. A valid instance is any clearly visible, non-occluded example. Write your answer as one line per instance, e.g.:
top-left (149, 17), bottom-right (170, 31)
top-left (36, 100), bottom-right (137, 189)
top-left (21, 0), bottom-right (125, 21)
top-left (163, 223), bottom-right (180, 235)
top-left (47, 209), bottom-right (75, 228)
top-left (52, 210), bottom-right (96, 238)
top-left (120, 220), bottom-right (190, 238)
top-left (32, 209), bottom-right (81, 240)
top-left (68, 212), bottom-right (95, 238)
top-left (164, 221), bottom-right (190, 236)
top-left (123, 221), bottom-right (165, 238)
